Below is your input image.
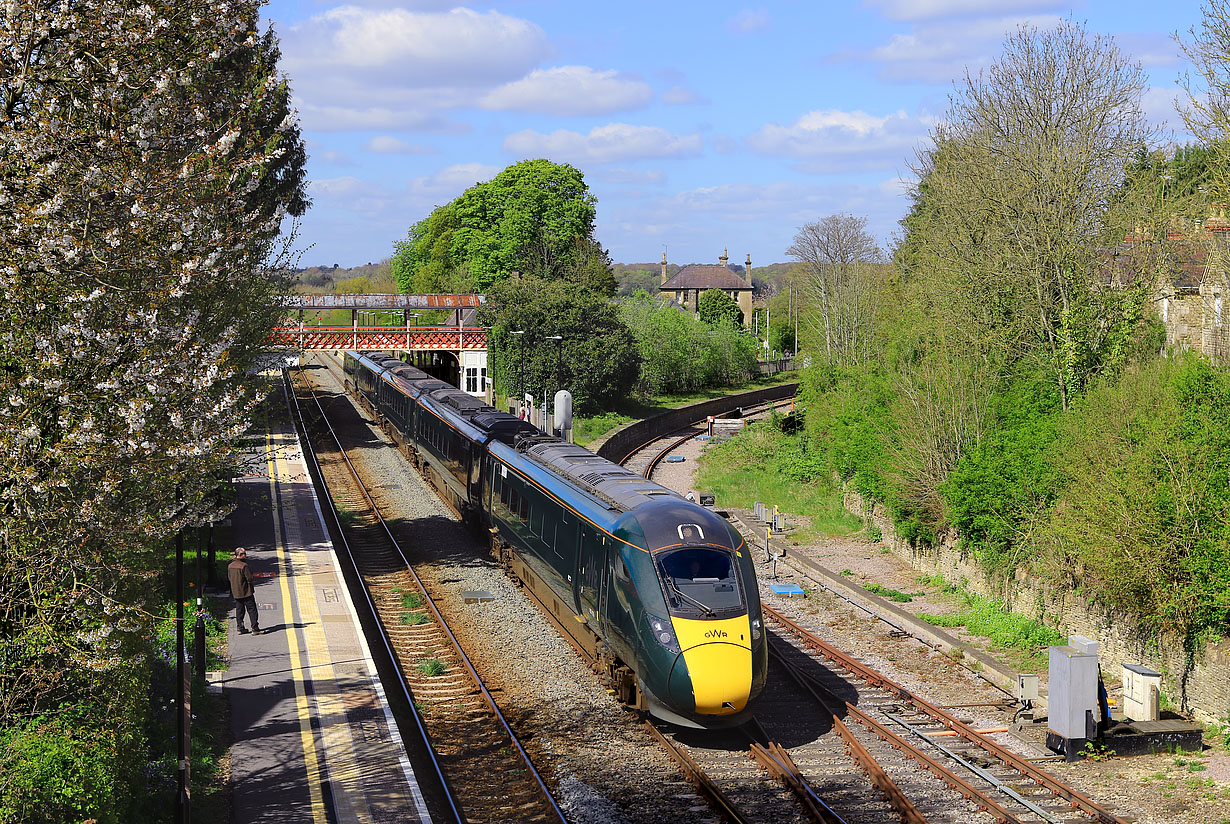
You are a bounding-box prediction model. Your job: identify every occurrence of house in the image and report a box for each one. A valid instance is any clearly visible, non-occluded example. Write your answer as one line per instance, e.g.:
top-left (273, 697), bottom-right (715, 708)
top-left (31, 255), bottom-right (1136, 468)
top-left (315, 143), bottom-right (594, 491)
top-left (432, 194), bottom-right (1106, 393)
top-left (1148, 220), bottom-right (1230, 361)
top-left (658, 249), bottom-right (754, 323)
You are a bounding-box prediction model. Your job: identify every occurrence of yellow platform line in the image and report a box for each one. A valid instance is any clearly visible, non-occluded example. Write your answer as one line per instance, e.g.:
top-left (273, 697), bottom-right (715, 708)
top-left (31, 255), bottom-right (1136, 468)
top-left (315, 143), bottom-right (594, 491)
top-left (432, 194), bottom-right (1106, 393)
top-left (269, 429), bottom-right (372, 824)
top-left (266, 427), bottom-right (330, 824)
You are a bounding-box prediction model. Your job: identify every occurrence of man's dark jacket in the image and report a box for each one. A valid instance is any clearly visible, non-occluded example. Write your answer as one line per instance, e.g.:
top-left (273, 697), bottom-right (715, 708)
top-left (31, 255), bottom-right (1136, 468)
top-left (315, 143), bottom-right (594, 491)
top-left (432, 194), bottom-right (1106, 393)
top-left (228, 559), bottom-right (254, 600)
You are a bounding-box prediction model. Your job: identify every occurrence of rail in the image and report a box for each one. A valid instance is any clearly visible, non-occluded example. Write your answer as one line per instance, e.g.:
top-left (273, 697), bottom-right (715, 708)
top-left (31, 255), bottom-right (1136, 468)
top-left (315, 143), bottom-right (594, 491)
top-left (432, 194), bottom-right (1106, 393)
top-left (287, 364), bottom-right (568, 824)
top-left (765, 605), bottom-right (1128, 824)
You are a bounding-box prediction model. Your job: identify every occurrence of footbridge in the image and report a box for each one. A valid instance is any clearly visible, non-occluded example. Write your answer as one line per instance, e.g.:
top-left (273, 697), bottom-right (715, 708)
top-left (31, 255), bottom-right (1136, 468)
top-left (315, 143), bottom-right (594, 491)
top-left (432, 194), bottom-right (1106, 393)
top-left (272, 294), bottom-right (490, 395)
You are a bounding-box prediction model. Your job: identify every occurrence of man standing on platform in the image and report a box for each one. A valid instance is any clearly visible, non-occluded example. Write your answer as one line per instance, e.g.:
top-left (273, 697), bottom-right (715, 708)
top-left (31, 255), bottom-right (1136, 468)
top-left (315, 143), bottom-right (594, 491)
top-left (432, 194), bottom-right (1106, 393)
top-left (229, 547), bottom-right (260, 635)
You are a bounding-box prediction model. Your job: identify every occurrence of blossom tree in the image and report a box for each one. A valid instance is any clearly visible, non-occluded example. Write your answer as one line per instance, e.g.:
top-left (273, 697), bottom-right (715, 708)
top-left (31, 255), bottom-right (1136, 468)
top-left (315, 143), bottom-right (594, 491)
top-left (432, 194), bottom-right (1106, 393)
top-left (0, 0), bottom-right (307, 736)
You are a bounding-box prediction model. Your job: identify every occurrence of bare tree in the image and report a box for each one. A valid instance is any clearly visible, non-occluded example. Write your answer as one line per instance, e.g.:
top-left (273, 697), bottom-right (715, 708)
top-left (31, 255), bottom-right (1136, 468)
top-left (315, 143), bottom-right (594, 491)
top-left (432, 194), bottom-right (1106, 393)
top-left (1179, 1), bottom-right (1230, 360)
top-left (906, 21), bottom-right (1154, 409)
top-left (788, 213), bottom-right (883, 366)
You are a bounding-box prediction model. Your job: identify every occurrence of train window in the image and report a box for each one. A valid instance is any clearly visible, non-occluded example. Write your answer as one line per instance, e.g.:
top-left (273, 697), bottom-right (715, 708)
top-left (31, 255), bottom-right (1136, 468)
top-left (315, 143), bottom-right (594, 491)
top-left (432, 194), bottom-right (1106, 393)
top-left (529, 503), bottom-right (543, 536)
top-left (518, 495), bottom-right (529, 523)
top-left (508, 488), bottom-right (519, 521)
top-left (657, 548), bottom-right (743, 616)
top-left (614, 552), bottom-right (631, 582)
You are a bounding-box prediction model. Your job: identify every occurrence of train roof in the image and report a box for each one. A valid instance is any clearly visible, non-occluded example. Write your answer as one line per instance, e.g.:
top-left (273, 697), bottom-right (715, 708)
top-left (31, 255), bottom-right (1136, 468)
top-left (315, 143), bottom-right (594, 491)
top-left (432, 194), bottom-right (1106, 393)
top-left (509, 435), bottom-right (679, 513)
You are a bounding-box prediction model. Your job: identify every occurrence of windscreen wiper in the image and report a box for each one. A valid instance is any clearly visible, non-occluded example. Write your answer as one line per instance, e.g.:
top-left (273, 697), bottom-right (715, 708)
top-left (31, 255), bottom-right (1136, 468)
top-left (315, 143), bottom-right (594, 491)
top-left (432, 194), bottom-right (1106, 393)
top-left (664, 574), bottom-right (715, 617)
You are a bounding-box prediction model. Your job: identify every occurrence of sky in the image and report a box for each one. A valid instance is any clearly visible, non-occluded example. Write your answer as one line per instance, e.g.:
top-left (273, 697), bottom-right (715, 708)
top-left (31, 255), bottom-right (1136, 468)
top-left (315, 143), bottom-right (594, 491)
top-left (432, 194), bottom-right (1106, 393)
top-left (262, 0), bottom-right (1208, 269)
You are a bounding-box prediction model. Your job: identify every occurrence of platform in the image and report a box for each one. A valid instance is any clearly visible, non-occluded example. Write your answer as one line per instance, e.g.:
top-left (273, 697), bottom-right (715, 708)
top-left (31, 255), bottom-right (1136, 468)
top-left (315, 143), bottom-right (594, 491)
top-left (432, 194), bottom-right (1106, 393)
top-left (223, 383), bottom-right (433, 824)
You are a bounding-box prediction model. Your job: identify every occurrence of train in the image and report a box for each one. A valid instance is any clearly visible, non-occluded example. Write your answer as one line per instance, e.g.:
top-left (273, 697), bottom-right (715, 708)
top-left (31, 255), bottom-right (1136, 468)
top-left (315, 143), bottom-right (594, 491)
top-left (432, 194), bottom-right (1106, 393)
top-left (340, 350), bottom-right (767, 727)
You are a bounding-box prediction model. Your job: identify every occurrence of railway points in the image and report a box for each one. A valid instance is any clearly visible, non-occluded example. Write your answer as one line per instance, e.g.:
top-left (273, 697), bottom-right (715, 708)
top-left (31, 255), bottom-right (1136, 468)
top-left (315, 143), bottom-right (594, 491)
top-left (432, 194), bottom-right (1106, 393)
top-left (223, 378), bottom-right (433, 824)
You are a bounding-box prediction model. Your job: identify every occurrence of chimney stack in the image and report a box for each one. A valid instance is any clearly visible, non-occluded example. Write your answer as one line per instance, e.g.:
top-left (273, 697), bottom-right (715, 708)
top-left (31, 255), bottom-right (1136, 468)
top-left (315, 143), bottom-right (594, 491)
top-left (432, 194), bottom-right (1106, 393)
top-left (660, 251), bottom-right (668, 285)
top-left (719, 248), bottom-right (729, 268)
top-left (745, 253), bottom-right (751, 285)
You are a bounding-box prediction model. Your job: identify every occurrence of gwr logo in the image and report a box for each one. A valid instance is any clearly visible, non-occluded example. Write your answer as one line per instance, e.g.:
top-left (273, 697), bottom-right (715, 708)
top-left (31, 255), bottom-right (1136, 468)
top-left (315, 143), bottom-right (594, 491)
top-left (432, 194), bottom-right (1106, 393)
top-left (704, 629), bottom-right (728, 638)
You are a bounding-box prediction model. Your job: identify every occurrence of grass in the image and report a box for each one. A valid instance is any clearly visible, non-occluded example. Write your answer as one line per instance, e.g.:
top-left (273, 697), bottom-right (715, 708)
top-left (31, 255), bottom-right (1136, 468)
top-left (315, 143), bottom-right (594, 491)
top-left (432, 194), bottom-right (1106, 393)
top-left (400, 592), bottom-right (424, 610)
top-left (400, 612), bottom-right (429, 626)
top-left (417, 658), bottom-right (446, 677)
top-left (694, 423), bottom-right (861, 541)
top-left (862, 582), bottom-right (922, 603)
top-left (916, 576), bottom-right (1063, 665)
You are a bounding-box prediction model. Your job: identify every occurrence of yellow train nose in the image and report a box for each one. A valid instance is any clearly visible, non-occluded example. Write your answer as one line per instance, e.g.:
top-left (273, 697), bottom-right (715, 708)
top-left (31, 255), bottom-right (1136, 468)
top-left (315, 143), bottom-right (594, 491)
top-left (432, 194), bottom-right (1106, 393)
top-left (667, 615), bottom-right (753, 715)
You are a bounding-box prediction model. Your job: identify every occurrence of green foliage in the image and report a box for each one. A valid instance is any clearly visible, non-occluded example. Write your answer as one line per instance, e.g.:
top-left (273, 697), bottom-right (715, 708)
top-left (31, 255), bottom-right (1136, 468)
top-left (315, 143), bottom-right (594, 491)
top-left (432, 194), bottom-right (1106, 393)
top-left (942, 372), bottom-right (1062, 576)
top-left (697, 288), bottom-right (743, 327)
top-left (400, 612), bottom-right (429, 626)
top-left (391, 159), bottom-right (611, 293)
top-left (862, 583), bottom-right (921, 602)
top-left (695, 422), bottom-right (862, 539)
top-left (0, 715), bottom-right (127, 824)
top-left (479, 277), bottom-right (639, 415)
top-left (768, 320), bottom-right (796, 356)
top-left (919, 591), bottom-right (1063, 653)
top-left (417, 659), bottom-right (446, 677)
top-left (1042, 355), bottom-right (1230, 636)
top-left (400, 592), bottom-right (424, 610)
top-left (1083, 741), bottom-right (1116, 762)
top-left (619, 292), bottom-right (758, 396)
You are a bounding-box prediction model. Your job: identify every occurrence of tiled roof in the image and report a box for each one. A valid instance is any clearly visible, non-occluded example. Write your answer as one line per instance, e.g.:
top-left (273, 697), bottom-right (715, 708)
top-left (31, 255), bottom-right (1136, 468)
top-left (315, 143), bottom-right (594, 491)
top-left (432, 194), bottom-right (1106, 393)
top-left (659, 264), bottom-right (751, 291)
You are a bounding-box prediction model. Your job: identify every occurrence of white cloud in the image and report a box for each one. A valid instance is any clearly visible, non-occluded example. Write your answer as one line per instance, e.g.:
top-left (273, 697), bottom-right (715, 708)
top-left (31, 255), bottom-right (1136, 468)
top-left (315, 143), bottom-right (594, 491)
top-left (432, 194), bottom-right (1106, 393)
top-left (661, 85), bottom-right (707, 105)
top-left (728, 8), bottom-right (770, 33)
top-left (1142, 85), bottom-right (1183, 134)
top-left (410, 163), bottom-right (501, 198)
top-left (747, 109), bottom-right (933, 172)
top-left (363, 136), bottom-right (435, 154)
top-left (480, 66), bottom-right (652, 115)
top-left (861, 0), bottom-right (1062, 22)
top-left (601, 180), bottom-right (905, 260)
top-left (504, 123), bottom-right (703, 164)
top-left (283, 7), bottom-right (548, 83)
top-left (279, 6), bottom-right (550, 130)
top-left (837, 15), bottom-right (1061, 84)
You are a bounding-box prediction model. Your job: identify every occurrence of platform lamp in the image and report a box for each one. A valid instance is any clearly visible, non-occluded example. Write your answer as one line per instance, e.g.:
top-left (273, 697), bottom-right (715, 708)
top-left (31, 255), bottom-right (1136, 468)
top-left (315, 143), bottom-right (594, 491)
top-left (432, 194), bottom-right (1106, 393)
top-left (544, 335), bottom-right (562, 432)
top-left (509, 330), bottom-right (525, 416)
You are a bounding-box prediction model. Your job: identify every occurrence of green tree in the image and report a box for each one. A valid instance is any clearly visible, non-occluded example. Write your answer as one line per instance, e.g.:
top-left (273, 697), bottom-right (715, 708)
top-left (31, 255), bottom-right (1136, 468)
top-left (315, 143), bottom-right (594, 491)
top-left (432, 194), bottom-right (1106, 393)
top-left (697, 289), bottom-right (743, 327)
top-left (0, 3), bottom-right (307, 817)
top-left (393, 159), bottom-right (611, 294)
top-left (620, 292), bottom-right (758, 395)
top-left (903, 21), bottom-right (1155, 410)
top-left (479, 278), bottom-right (638, 414)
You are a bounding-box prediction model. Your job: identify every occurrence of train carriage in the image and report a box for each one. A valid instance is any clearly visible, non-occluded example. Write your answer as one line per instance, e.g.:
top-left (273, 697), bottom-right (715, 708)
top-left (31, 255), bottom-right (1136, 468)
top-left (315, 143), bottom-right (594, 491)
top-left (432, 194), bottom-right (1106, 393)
top-left (340, 351), bottom-right (767, 727)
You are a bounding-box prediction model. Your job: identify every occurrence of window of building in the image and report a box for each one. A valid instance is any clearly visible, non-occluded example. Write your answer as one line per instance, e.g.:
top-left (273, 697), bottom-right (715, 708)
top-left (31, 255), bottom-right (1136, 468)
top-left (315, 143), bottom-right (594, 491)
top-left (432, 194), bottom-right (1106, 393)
top-left (465, 366), bottom-right (483, 393)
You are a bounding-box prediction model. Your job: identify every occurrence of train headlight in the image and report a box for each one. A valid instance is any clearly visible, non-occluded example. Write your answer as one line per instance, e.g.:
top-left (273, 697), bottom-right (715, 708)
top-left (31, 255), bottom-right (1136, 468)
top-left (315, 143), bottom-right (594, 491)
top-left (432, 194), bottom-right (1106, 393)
top-left (751, 617), bottom-right (762, 640)
top-left (649, 617), bottom-right (680, 654)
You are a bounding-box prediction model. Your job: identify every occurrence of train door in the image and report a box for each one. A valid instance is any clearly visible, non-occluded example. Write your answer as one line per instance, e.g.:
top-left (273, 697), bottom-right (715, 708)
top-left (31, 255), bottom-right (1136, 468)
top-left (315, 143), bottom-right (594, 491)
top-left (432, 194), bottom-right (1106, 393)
top-left (603, 546), bottom-right (637, 663)
top-left (577, 524), bottom-right (606, 629)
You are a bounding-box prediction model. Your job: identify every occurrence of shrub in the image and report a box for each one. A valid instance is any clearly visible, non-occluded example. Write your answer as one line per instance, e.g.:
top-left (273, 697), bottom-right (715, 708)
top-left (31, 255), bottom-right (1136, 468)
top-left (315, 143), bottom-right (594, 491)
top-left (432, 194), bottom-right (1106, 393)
top-left (0, 716), bottom-right (125, 824)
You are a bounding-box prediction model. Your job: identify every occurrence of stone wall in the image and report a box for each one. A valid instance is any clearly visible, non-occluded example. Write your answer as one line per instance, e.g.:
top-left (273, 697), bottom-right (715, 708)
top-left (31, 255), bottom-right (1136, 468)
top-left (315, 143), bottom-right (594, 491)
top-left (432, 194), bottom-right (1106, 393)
top-left (844, 487), bottom-right (1230, 724)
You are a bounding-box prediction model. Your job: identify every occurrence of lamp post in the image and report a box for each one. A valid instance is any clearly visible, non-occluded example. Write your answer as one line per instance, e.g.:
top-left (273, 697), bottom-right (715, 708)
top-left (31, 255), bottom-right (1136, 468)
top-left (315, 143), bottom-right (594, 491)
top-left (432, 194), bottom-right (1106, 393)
top-left (544, 335), bottom-right (562, 433)
top-left (509, 330), bottom-right (525, 417)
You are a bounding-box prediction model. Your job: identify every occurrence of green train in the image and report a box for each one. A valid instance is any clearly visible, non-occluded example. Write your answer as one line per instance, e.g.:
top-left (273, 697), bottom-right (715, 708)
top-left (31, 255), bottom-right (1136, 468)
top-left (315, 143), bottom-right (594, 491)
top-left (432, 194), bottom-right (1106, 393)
top-left (343, 351), bottom-right (767, 727)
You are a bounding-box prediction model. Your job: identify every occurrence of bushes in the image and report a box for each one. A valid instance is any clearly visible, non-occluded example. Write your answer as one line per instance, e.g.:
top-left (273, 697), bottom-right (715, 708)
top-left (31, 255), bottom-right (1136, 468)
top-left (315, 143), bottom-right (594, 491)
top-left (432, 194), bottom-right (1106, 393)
top-left (619, 292), bottom-right (758, 395)
top-left (0, 716), bottom-right (129, 824)
top-left (1042, 356), bottom-right (1230, 636)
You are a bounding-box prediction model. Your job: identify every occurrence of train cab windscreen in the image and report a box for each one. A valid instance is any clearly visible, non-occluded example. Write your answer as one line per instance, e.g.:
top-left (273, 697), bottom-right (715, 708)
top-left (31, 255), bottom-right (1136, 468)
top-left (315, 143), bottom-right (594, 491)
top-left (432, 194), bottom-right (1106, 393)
top-left (656, 547), bottom-right (744, 618)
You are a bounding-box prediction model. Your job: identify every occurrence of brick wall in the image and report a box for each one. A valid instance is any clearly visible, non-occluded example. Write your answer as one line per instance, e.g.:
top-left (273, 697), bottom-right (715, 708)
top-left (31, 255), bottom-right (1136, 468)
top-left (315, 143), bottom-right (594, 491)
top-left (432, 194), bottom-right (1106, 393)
top-left (844, 487), bottom-right (1230, 723)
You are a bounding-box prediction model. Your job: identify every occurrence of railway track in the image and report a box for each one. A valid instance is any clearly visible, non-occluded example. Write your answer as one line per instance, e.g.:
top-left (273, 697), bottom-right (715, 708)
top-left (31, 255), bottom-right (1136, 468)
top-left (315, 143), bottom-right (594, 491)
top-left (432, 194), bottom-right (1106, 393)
top-left (765, 606), bottom-right (1130, 824)
top-left (612, 414), bottom-right (1130, 824)
top-left (287, 361), bottom-right (567, 824)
